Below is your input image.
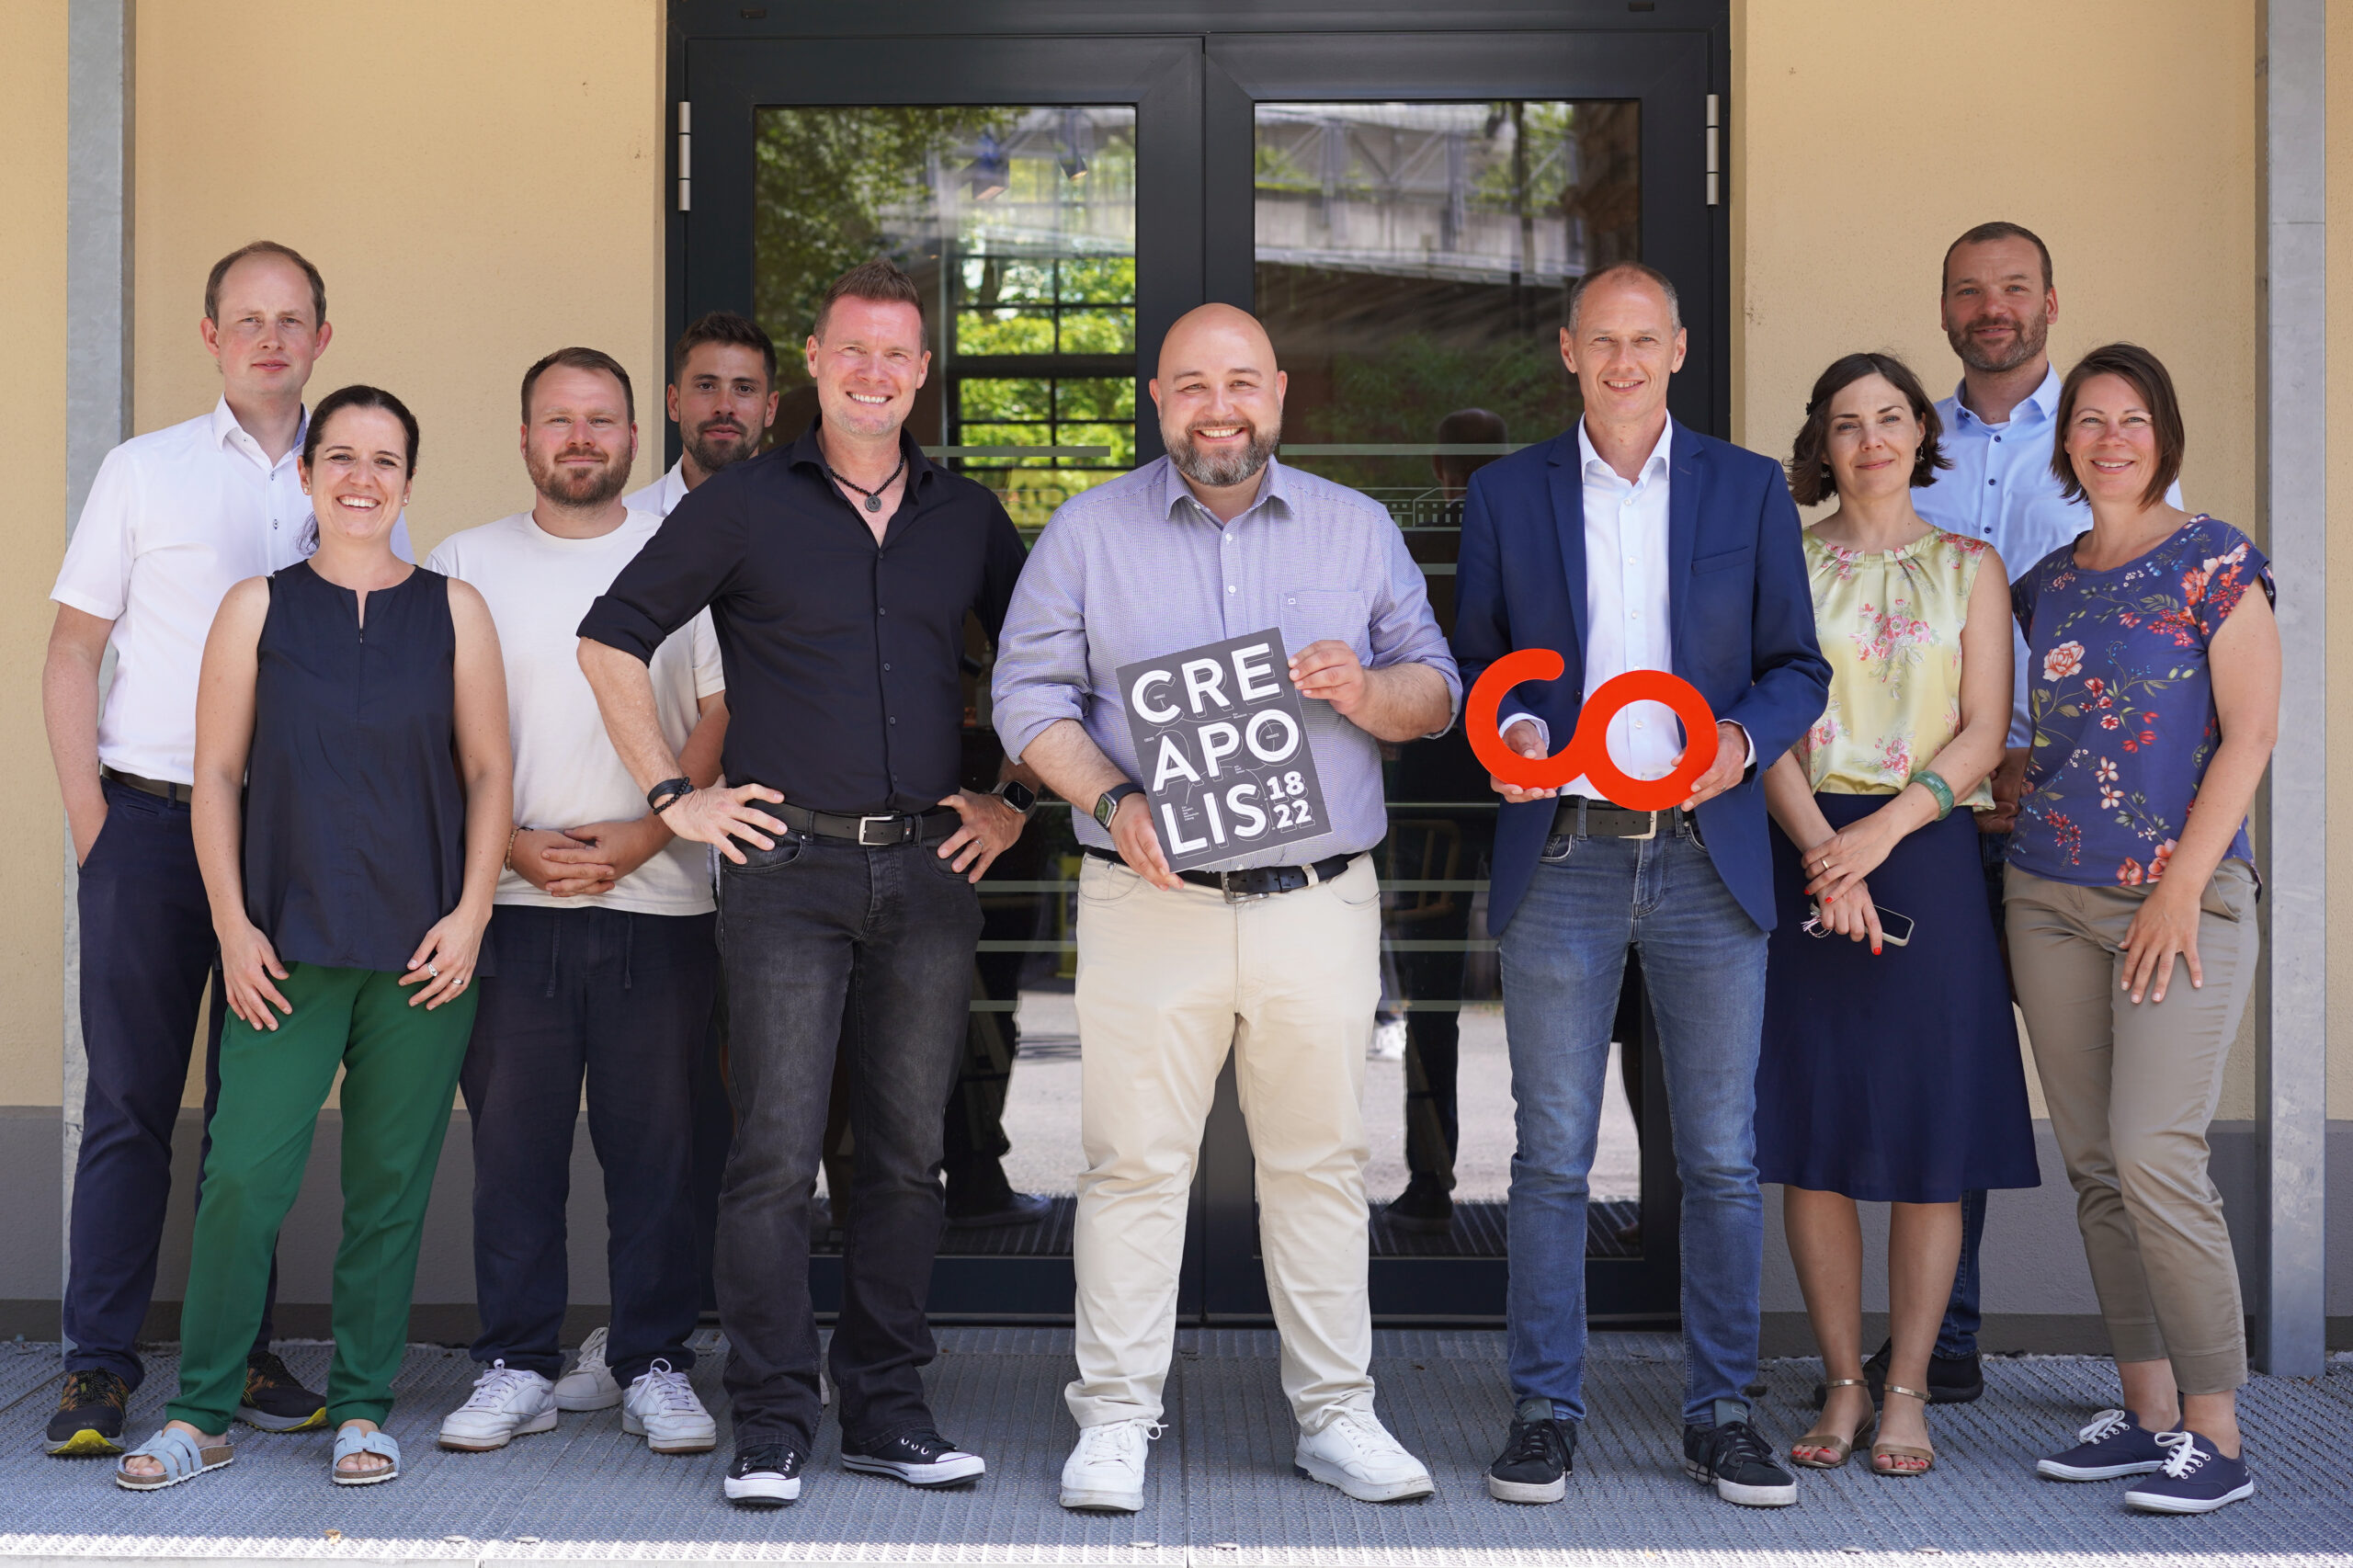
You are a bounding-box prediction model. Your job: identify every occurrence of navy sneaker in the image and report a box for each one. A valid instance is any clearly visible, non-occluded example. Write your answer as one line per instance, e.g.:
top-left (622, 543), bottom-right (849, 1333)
top-left (724, 1442), bottom-right (804, 1507)
top-left (2124, 1430), bottom-right (2254, 1514)
top-left (2037, 1409), bottom-right (2176, 1481)
top-left (1683, 1400), bottom-right (1796, 1507)
top-left (1487, 1397), bottom-right (1576, 1504)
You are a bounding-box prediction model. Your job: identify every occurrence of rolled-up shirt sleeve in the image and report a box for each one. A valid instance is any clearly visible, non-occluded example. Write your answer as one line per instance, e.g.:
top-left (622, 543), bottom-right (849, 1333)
top-left (989, 515), bottom-right (1095, 766)
top-left (1366, 518), bottom-right (1462, 736)
top-left (579, 476), bottom-right (745, 662)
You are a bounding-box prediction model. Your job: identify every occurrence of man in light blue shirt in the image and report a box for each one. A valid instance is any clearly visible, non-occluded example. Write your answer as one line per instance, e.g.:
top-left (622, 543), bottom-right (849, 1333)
top-left (1907, 220), bottom-right (2180, 1402)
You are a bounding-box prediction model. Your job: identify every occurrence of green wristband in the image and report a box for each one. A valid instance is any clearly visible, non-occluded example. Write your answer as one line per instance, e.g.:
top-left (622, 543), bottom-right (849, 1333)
top-left (1915, 769), bottom-right (1955, 822)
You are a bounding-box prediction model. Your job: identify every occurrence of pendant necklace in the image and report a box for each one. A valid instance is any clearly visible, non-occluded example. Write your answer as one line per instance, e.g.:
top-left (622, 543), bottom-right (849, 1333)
top-left (826, 454), bottom-right (906, 515)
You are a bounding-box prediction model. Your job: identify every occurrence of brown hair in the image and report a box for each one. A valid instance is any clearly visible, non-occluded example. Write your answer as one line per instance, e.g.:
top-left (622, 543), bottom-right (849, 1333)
top-left (1941, 220), bottom-right (2052, 292)
top-left (2051, 342), bottom-right (2185, 509)
top-left (671, 310), bottom-right (778, 389)
top-left (1785, 351), bottom-right (1949, 506)
top-left (813, 257), bottom-right (926, 341)
top-left (204, 240), bottom-right (326, 325)
top-left (519, 346), bottom-right (636, 425)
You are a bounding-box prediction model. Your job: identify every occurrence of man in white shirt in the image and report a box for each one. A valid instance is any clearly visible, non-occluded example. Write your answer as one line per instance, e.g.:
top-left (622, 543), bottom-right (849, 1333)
top-left (428, 348), bottom-right (729, 1458)
top-left (42, 243), bottom-right (415, 1455)
top-left (1905, 221), bottom-right (2183, 1404)
top-left (624, 311), bottom-right (781, 517)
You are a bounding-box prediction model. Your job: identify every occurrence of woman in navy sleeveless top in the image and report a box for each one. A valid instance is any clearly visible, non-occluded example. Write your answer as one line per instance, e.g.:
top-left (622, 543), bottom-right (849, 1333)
top-left (116, 388), bottom-right (511, 1493)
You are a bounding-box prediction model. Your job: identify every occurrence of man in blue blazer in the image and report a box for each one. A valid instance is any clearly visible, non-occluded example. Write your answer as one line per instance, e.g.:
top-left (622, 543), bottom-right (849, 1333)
top-left (1452, 262), bottom-right (1829, 1509)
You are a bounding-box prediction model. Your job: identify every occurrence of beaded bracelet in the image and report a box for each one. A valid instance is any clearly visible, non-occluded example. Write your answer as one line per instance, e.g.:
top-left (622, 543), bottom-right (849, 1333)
top-left (1914, 769), bottom-right (1955, 822)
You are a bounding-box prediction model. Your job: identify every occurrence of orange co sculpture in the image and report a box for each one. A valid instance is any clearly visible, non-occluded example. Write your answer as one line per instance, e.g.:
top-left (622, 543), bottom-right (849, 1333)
top-left (1464, 652), bottom-right (1720, 812)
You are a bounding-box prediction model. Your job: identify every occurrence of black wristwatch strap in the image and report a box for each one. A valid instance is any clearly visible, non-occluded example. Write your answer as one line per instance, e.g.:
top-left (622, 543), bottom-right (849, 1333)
top-left (1094, 781), bottom-right (1143, 829)
top-left (645, 776), bottom-right (693, 815)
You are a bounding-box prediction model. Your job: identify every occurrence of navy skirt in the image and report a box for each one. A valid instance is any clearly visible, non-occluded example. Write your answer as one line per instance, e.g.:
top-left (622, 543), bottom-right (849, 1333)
top-left (1755, 792), bottom-right (2040, 1203)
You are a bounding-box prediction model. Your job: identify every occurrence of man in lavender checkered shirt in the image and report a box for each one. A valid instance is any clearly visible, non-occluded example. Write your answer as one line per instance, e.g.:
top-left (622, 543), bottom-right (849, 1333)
top-left (993, 304), bottom-right (1459, 1516)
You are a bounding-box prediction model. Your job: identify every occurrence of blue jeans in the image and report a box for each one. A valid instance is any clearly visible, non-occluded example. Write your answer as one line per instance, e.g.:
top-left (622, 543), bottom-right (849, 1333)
top-left (1500, 814), bottom-right (1767, 1430)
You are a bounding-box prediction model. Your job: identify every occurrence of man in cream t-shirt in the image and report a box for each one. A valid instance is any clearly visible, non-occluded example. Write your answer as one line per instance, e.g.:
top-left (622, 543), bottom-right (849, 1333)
top-left (426, 347), bottom-right (730, 1458)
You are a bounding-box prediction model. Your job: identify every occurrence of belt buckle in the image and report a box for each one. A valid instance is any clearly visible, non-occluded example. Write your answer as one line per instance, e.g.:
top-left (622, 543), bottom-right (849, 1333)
top-left (1627, 810), bottom-right (1659, 841)
top-left (1219, 871), bottom-right (1270, 905)
top-left (857, 813), bottom-right (904, 846)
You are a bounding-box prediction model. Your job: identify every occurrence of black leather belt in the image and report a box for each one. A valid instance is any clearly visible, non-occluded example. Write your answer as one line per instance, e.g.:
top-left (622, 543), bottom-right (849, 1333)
top-left (1086, 846), bottom-right (1362, 901)
top-left (776, 801), bottom-right (961, 847)
top-left (1551, 799), bottom-right (1697, 841)
top-left (102, 767), bottom-right (192, 805)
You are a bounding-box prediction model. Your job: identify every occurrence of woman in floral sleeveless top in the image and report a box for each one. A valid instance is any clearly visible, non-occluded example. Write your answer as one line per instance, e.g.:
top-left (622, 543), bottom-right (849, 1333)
top-left (2008, 345), bottom-right (2278, 1514)
top-left (1757, 352), bottom-right (2037, 1480)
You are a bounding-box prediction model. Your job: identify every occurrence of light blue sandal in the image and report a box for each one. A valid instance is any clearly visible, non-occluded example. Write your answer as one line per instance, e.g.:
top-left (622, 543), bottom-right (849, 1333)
top-left (115, 1427), bottom-right (233, 1491)
top-left (332, 1425), bottom-right (401, 1486)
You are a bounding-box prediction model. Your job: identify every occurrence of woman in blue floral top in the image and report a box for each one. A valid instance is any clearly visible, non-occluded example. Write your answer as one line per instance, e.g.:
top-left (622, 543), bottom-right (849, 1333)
top-left (2007, 345), bottom-right (2278, 1515)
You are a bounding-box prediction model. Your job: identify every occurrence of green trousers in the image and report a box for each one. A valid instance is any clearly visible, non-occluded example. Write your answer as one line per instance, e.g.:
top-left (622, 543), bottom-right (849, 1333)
top-left (167, 964), bottom-right (475, 1433)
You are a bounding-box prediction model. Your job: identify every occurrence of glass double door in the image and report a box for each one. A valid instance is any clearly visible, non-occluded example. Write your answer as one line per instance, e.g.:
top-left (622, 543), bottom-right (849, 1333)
top-left (677, 15), bottom-right (1723, 1324)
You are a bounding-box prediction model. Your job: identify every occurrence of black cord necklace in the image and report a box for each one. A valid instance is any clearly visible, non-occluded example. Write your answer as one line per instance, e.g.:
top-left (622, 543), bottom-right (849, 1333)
top-left (825, 453), bottom-right (906, 514)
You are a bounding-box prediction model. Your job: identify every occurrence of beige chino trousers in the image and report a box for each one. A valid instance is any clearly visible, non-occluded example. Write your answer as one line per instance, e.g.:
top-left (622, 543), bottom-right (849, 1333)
top-left (2006, 859), bottom-right (2258, 1394)
top-left (1067, 853), bottom-right (1382, 1432)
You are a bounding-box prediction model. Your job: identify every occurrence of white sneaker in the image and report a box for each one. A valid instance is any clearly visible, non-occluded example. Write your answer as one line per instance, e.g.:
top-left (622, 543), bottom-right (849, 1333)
top-left (1370, 1018), bottom-right (1408, 1061)
top-left (621, 1360), bottom-right (718, 1453)
top-left (438, 1361), bottom-right (558, 1450)
top-left (1295, 1410), bottom-right (1435, 1502)
top-left (1060, 1417), bottom-right (1162, 1512)
top-left (552, 1326), bottom-right (621, 1412)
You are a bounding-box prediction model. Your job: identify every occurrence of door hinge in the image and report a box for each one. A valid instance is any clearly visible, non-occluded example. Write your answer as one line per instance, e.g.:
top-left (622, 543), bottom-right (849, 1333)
top-left (676, 101), bottom-right (692, 211)
top-left (1705, 94), bottom-right (1721, 207)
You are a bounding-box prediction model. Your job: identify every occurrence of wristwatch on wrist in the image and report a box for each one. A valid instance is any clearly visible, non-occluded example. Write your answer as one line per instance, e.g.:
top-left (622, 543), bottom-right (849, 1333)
top-left (992, 778), bottom-right (1038, 816)
top-left (1094, 781), bottom-right (1143, 830)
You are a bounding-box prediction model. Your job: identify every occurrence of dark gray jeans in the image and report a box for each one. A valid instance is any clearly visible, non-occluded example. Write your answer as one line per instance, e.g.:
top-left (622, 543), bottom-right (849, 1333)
top-left (714, 831), bottom-right (983, 1452)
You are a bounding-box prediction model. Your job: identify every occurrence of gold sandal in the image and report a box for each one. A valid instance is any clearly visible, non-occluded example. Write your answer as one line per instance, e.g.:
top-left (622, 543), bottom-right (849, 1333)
top-left (1790, 1378), bottom-right (1876, 1469)
top-left (1870, 1383), bottom-right (1935, 1476)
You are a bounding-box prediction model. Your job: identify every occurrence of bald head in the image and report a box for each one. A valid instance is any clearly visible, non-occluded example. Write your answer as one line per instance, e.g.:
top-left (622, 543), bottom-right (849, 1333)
top-left (1152, 303), bottom-right (1288, 496)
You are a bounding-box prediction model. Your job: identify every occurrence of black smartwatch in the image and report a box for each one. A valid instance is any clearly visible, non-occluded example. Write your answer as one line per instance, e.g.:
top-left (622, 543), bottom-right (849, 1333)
top-left (993, 778), bottom-right (1038, 816)
top-left (1094, 781), bottom-right (1142, 829)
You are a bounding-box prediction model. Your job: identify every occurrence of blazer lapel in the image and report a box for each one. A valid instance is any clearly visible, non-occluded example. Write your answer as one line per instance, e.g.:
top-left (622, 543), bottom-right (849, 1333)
top-left (1547, 437), bottom-right (1589, 660)
top-left (1666, 424), bottom-right (1702, 659)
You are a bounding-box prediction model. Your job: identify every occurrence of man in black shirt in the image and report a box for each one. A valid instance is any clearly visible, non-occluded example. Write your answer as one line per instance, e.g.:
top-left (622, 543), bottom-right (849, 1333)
top-left (579, 260), bottom-right (1035, 1508)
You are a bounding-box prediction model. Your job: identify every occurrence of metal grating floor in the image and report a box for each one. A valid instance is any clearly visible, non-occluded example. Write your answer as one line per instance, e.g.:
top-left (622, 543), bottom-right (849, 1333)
top-left (0, 1333), bottom-right (2346, 1566)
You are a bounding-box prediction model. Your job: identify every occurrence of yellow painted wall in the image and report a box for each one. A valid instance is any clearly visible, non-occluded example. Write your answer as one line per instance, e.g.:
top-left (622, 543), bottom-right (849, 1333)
top-left (131, 0), bottom-right (668, 566)
top-left (1, 5), bottom-right (70, 1108)
top-left (125, 0), bottom-right (667, 1108)
top-left (1730, 0), bottom-right (2269, 1117)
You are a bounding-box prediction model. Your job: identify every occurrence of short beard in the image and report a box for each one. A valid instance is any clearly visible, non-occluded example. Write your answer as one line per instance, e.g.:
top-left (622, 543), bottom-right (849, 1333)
top-left (1949, 309), bottom-right (2050, 374)
top-left (684, 422), bottom-right (758, 476)
top-left (529, 449), bottom-right (630, 509)
top-left (1167, 419), bottom-right (1280, 490)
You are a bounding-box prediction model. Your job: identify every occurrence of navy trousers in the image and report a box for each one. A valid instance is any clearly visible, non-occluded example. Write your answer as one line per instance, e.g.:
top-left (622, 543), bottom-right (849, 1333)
top-left (460, 904), bottom-right (716, 1387)
top-left (66, 778), bottom-right (275, 1388)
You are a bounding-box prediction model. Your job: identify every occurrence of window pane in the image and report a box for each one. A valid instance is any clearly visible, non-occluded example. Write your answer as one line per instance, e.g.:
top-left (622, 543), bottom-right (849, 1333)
top-left (1256, 99), bottom-right (1644, 1262)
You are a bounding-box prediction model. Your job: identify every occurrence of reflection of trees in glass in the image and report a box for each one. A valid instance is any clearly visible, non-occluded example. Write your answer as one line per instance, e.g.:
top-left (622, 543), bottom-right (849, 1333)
top-left (1297, 333), bottom-right (1566, 494)
top-left (752, 106), bottom-right (1016, 381)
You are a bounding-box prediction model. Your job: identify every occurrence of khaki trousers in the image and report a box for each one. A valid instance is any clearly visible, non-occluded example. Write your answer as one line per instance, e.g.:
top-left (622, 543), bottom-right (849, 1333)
top-left (1068, 853), bottom-right (1382, 1431)
top-left (2006, 860), bottom-right (2257, 1394)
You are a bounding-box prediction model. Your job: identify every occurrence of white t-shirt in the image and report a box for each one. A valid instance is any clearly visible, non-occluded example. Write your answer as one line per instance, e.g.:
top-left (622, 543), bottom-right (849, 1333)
top-left (426, 509), bottom-right (724, 916)
top-left (51, 398), bottom-right (417, 784)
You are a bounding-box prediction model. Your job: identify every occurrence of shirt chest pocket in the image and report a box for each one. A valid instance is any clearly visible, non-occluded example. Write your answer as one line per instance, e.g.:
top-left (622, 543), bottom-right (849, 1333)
top-left (1277, 587), bottom-right (1370, 665)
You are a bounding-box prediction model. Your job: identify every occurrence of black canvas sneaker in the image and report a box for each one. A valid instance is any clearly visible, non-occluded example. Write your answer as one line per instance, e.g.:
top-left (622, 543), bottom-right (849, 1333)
top-left (1683, 1401), bottom-right (1797, 1507)
top-left (842, 1427), bottom-right (987, 1487)
top-left (1487, 1397), bottom-right (1576, 1504)
top-left (725, 1442), bottom-right (805, 1507)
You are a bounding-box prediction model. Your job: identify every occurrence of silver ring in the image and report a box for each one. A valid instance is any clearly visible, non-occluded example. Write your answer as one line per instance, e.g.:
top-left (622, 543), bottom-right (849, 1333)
top-left (427, 962), bottom-right (439, 979)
